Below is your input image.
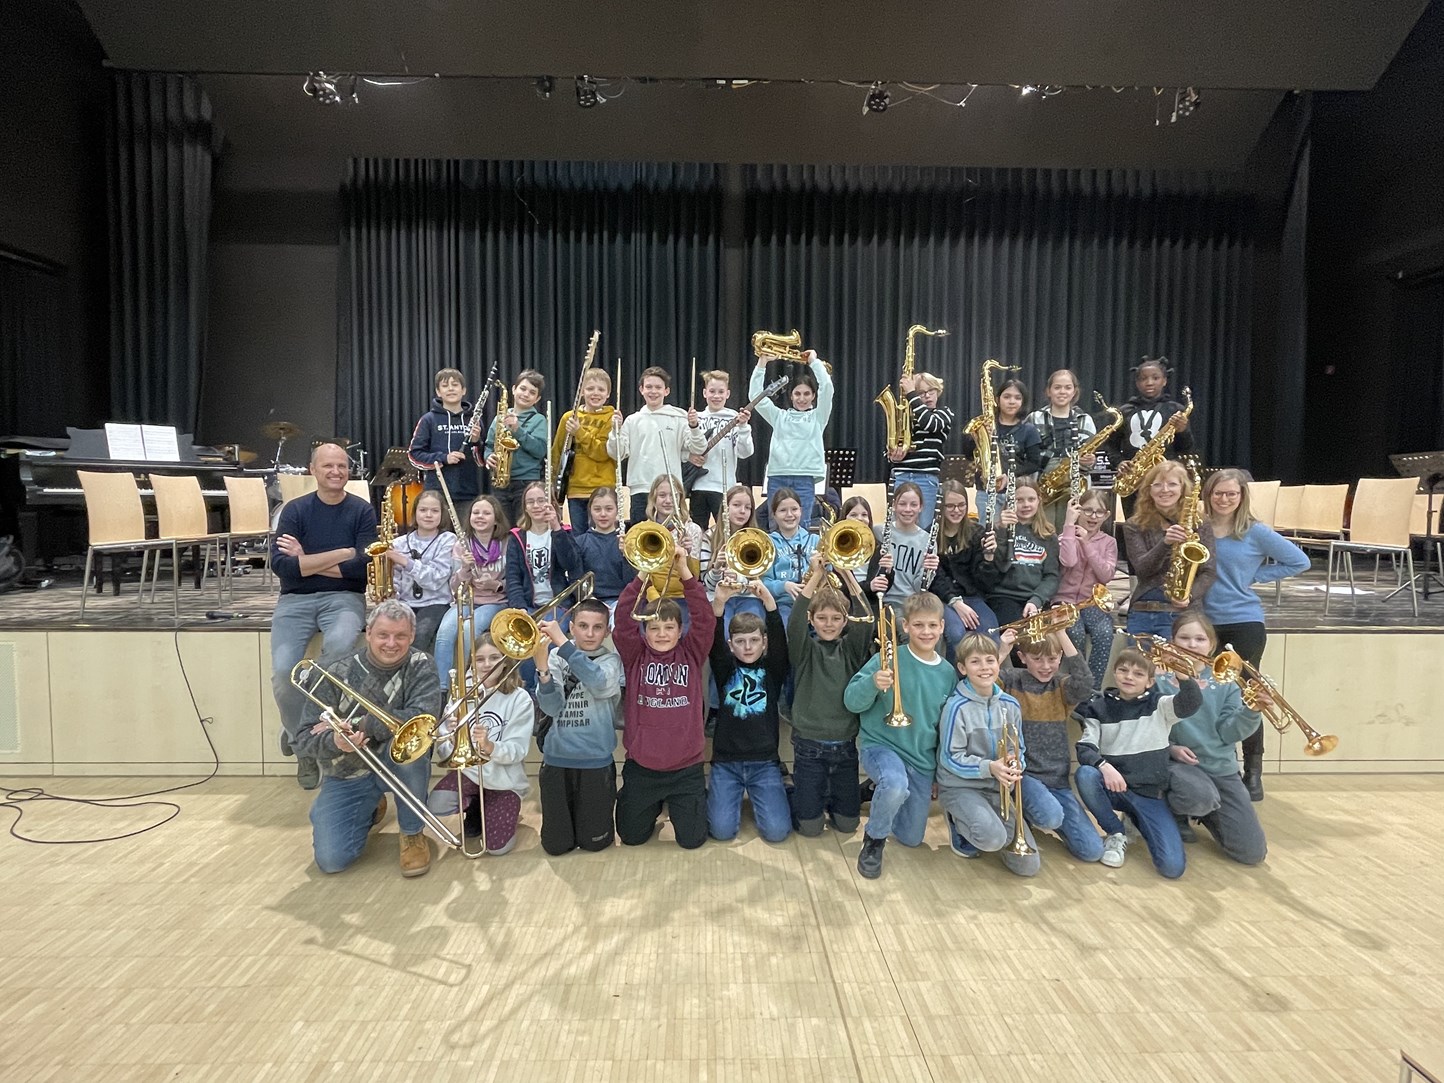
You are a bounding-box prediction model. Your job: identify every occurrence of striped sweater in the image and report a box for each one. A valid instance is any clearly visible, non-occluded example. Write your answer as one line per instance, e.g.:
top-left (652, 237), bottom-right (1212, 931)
top-left (1073, 680), bottom-right (1202, 798)
top-left (1000, 655), bottom-right (1093, 790)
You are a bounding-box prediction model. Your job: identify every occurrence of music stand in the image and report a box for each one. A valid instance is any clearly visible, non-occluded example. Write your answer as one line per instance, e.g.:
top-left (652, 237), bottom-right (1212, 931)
top-left (1390, 450), bottom-right (1444, 598)
top-left (825, 448), bottom-right (857, 492)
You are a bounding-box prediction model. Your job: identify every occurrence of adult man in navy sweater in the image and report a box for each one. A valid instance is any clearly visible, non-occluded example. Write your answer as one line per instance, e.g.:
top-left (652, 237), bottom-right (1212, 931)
top-left (271, 443), bottom-right (378, 789)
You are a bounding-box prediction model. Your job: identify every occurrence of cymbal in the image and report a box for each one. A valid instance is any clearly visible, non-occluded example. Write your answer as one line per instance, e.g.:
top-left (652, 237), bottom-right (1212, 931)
top-left (233, 447), bottom-right (258, 464)
top-left (262, 421), bottom-right (302, 441)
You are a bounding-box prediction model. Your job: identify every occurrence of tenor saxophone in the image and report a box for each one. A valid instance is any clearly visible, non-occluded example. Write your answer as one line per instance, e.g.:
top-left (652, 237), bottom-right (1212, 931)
top-left (1112, 388), bottom-right (1193, 497)
top-left (963, 359), bottom-right (1020, 497)
top-left (365, 485), bottom-right (397, 604)
top-left (489, 380), bottom-right (521, 488)
top-left (876, 324), bottom-right (948, 456)
top-left (1163, 458), bottom-right (1210, 605)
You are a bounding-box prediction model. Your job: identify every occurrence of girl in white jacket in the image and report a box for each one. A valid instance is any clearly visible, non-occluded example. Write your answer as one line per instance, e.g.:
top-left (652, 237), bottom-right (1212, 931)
top-left (751, 349), bottom-right (833, 528)
top-left (428, 634), bottom-right (537, 855)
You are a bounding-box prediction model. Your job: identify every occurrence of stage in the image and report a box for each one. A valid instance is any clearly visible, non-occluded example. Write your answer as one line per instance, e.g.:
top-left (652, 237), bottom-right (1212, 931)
top-left (0, 558), bottom-right (1440, 779)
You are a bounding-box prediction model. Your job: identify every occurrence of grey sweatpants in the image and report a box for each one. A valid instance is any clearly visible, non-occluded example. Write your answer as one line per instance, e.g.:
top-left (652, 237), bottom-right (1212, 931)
top-left (1166, 762), bottom-right (1268, 865)
top-left (938, 786), bottom-right (1042, 878)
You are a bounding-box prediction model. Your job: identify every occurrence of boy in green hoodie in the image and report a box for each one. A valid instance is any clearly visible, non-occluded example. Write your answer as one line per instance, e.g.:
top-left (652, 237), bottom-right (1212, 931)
top-left (484, 368), bottom-right (549, 524)
top-left (845, 592), bottom-right (956, 879)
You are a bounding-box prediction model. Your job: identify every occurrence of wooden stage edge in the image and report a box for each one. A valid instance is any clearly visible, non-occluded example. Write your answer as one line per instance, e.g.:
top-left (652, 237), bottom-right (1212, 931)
top-left (1, 620), bottom-right (1439, 778)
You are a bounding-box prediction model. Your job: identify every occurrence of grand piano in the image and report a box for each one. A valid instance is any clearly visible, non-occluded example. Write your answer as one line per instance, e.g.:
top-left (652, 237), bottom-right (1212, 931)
top-left (1, 429), bottom-right (273, 571)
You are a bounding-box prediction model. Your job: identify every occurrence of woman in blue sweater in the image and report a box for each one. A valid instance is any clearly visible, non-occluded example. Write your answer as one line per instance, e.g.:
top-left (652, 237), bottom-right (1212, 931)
top-left (1199, 468), bottom-right (1309, 801)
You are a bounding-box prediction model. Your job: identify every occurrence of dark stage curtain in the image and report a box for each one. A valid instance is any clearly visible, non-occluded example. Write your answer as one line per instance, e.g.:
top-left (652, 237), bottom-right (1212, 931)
top-left (0, 255), bottom-right (64, 439)
top-left (744, 166), bottom-right (1255, 481)
top-left (338, 160), bottom-right (724, 469)
top-left (107, 72), bottom-right (221, 431)
top-left (341, 160), bottom-right (1255, 483)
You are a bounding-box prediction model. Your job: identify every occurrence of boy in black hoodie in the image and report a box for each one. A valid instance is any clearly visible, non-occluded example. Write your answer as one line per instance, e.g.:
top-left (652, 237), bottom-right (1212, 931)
top-left (408, 367), bottom-right (483, 501)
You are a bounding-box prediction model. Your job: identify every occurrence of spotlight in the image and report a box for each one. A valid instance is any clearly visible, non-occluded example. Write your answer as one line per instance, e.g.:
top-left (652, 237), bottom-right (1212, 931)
top-left (575, 75), bottom-right (599, 108)
top-left (1171, 86), bottom-right (1200, 122)
top-left (865, 82), bottom-right (890, 113)
top-left (1019, 84), bottom-right (1037, 97)
top-left (535, 75), bottom-right (553, 100)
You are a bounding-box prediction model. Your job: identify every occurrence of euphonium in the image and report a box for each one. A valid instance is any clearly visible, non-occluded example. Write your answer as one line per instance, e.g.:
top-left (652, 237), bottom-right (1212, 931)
top-left (365, 486), bottom-right (397, 604)
top-left (722, 527), bottom-right (774, 583)
top-left (1039, 393), bottom-right (1126, 505)
top-left (876, 324), bottom-right (948, 456)
top-left (1112, 387), bottom-right (1194, 497)
top-left (1164, 458), bottom-right (1211, 606)
top-left (964, 359), bottom-right (1021, 501)
top-left (489, 380), bottom-right (521, 488)
top-left (996, 719), bottom-right (1036, 857)
top-left (995, 584), bottom-right (1115, 646)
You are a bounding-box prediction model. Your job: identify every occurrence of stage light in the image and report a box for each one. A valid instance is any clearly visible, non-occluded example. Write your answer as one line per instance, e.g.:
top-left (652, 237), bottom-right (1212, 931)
top-left (1171, 87), bottom-right (1201, 122)
top-left (576, 76), bottom-right (600, 108)
top-left (865, 82), bottom-right (890, 113)
top-left (535, 76), bottom-right (554, 100)
top-left (303, 71), bottom-right (357, 105)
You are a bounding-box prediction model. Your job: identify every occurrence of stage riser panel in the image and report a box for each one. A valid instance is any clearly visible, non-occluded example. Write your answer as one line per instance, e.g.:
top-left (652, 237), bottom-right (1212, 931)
top-left (1, 630), bottom-right (1439, 775)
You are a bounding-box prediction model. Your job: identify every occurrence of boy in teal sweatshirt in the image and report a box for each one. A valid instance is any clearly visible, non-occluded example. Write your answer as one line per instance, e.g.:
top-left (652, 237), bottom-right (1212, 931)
top-left (845, 592), bottom-right (957, 879)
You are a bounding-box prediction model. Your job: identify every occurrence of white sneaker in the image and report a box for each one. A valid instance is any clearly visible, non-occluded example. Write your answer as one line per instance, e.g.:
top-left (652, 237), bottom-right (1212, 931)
top-left (1100, 833), bottom-right (1128, 868)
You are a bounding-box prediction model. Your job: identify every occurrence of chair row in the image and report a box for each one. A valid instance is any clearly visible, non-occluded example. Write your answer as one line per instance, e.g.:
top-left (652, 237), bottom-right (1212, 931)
top-left (76, 472), bottom-right (275, 619)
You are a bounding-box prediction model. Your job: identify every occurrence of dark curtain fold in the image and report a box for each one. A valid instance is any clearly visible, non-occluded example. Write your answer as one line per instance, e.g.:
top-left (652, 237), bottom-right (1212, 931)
top-left (107, 72), bottom-right (220, 430)
top-left (338, 160), bottom-right (724, 466)
top-left (0, 256), bottom-right (65, 438)
top-left (744, 165), bottom-right (1255, 480)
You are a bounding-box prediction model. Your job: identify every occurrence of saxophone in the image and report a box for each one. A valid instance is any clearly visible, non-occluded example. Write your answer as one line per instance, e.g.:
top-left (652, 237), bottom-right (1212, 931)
top-left (489, 380), bottom-right (521, 488)
top-left (963, 359), bottom-right (1020, 495)
top-left (365, 486), bottom-right (397, 604)
top-left (1112, 387), bottom-right (1193, 498)
top-left (1038, 393), bottom-right (1126, 505)
top-left (1163, 458), bottom-right (1211, 605)
top-left (876, 324), bottom-right (948, 456)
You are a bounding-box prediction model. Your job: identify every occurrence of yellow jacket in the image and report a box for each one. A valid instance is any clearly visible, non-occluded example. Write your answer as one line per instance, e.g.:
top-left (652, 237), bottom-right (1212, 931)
top-left (551, 407), bottom-right (618, 496)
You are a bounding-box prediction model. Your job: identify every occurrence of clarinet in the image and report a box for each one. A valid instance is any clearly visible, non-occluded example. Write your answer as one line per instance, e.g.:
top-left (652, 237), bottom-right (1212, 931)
top-left (999, 445), bottom-right (1018, 560)
top-left (919, 482), bottom-right (944, 589)
top-left (1066, 416), bottom-right (1083, 501)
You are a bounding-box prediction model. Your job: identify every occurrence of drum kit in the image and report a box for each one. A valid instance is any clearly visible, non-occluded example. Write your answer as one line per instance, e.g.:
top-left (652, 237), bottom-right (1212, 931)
top-left (243, 423), bottom-right (419, 528)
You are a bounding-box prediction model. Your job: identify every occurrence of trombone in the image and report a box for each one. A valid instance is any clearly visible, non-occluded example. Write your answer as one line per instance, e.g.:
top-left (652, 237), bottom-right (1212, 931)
top-left (996, 719), bottom-right (1036, 857)
top-left (622, 520), bottom-right (677, 621)
top-left (289, 659), bottom-right (463, 850)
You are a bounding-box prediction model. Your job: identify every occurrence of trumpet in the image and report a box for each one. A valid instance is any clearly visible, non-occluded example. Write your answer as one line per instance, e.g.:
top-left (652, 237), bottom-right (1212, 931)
top-left (289, 659), bottom-right (463, 850)
top-left (876, 593), bottom-right (911, 728)
top-left (1226, 648), bottom-right (1339, 757)
top-left (996, 719), bottom-right (1036, 857)
top-left (995, 584), bottom-right (1114, 645)
top-left (1131, 634), bottom-right (1236, 684)
top-left (818, 517), bottom-right (877, 623)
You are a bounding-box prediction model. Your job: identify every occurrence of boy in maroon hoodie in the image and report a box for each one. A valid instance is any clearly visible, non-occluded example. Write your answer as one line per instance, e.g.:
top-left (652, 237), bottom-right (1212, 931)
top-left (613, 549), bottom-right (716, 848)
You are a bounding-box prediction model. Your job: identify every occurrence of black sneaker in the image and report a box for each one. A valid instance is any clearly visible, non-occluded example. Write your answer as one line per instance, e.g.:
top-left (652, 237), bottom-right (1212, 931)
top-left (296, 756), bottom-right (320, 790)
top-left (463, 801), bottom-right (483, 840)
top-left (1174, 814), bottom-right (1197, 843)
top-left (947, 814), bottom-right (981, 858)
top-left (857, 836), bottom-right (886, 879)
top-left (859, 778), bottom-right (876, 806)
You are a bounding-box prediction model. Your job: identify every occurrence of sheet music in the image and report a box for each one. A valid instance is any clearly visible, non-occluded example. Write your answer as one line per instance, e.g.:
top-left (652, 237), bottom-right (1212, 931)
top-left (140, 425), bottom-right (182, 462)
top-left (103, 423), bottom-right (146, 460)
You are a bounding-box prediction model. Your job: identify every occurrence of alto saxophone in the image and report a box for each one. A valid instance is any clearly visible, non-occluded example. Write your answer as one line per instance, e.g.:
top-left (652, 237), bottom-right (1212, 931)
top-left (1112, 387), bottom-right (1193, 498)
top-left (1038, 393), bottom-right (1126, 505)
top-left (1163, 458), bottom-right (1210, 605)
top-left (489, 380), bottom-right (521, 488)
top-left (365, 485), bottom-right (397, 604)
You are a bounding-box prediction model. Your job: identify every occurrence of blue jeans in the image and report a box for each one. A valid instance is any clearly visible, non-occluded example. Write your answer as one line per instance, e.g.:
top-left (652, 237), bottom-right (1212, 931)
top-left (943, 597), bottom-right (1001, 658)
top-left (938, 785), bottom-right (1041, 876)
top-left (1074, 765), bottom-right (1186, 878)
top-left (766, 475), bottom-right (816, 528)
top-left (1066, 606), bottom-right (1115, 689)
top-left (309, 756), bottom-right (432, 873)
top-left (893, 470), bottom-right (939, 529)
top-left (1021, 776), bottom-right (1104, 862)
top-left (790, 736), bottom-right (861, 835)
top-left (860, 745), bottom-right (933, 846)
top-left (566, 497), bottom-right (592, 534)
top-left (1124, 589), bottom-right (1177, 640)
top-left (434, 602), bottom-right (506, 687)
top-left (722, 593), bottom-right (766, 636)
top-left (707, 760), bottom-right (792, 843)
top-left (270, 592), bottom-right (366, 747)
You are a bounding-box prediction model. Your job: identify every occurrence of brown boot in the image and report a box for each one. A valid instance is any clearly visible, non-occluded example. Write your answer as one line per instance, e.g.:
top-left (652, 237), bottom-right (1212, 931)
top-left (399, 832), bottom-right (431, 878)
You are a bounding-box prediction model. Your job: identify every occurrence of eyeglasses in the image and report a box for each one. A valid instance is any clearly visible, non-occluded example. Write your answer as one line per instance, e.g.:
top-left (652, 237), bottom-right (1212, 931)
top-left (1212, 490), bottom-right (1242, 500)
top-left (524, 496), bottom-right (552, 506)
top-left (1080, 508), bottom-right (1108, 516)
top-left (943, 502), bottom-right (968, 511)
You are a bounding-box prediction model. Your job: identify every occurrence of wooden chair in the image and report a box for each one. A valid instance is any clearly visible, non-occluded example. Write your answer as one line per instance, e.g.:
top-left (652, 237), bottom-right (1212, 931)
top-left (76, 471), bottom-right (170, 619)
top-left (149, 475), bottom-right (228, 615)
top-left (1272, 485), bottom-right (1303, 533)
top-left (276, 473), bottom-right (317, 504)
top-left (1325, 477), bottom-right (1419, 617)
top-left (344, 480), bottom-right (372, 502)
top-left (1247, 480), bottom-right (1281, 527)
top-left (224, 476), bottom-right (274, 596)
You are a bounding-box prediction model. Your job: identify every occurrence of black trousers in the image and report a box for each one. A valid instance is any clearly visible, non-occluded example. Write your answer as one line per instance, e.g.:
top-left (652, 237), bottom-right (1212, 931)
top-left (629, 491), bottom-right (650, 526)
top-left (1213, 620), bottom-right (1268, 758)
top-left (539, 762), bottom-right (617, 855)
top-left (492, 477), bottom-right (539, 529)
top-left (615, 760), bottom-right (707, 849)
top-left (688, 489), bottom-right (723, 533)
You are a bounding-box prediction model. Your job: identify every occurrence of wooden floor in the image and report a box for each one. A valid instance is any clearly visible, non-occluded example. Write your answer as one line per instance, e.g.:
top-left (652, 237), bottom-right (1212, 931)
top-left (2, 774), bottom-right (1440, 1082)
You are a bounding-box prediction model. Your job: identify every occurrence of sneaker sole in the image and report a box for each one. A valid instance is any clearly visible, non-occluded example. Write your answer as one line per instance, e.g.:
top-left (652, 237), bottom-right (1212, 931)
top-left (400, 863), bottom-right (431, 878)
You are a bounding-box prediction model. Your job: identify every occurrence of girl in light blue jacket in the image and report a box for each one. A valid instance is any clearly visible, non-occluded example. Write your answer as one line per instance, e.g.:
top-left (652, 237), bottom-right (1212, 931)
top-left (751, 349), bottom-right (833, 527)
